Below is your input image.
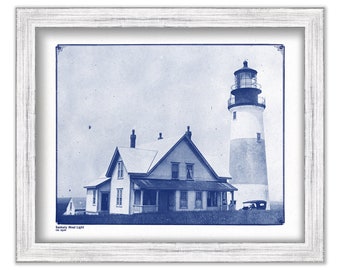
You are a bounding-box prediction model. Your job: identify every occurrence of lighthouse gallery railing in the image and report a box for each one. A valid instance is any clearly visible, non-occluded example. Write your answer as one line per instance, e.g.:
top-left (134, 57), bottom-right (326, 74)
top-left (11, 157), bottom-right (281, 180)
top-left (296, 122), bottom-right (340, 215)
top-left (228, 96), bottom-right (266, 108)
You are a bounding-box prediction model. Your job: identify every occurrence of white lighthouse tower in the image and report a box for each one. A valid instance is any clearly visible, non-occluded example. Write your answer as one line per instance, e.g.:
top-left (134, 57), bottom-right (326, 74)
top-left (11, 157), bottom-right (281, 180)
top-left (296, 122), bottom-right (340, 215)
top-left (227, 61), bottom-right (270, 210)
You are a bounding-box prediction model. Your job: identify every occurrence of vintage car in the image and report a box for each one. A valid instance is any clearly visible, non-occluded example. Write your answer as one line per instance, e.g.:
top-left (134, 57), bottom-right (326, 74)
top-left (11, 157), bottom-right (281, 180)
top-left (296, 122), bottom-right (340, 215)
top-left (241, 200), bottom-right (267, 210)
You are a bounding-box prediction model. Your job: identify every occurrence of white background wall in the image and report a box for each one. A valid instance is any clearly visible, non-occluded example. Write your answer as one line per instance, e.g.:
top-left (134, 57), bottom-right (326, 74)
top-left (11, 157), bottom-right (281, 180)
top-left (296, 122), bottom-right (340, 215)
top-left (2, 0), bottom-right (336, 269)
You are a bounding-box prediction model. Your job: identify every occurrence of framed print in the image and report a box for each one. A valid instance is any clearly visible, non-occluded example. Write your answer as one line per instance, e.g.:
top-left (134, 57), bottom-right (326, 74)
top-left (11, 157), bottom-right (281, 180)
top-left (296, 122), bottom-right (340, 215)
top-left (16, 7), bottom-right (324, 262)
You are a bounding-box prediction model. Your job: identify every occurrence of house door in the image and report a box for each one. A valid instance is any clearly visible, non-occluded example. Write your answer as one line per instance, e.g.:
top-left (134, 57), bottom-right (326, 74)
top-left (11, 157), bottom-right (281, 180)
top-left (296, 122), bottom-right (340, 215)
top-left (101, 193), bottom-right (109, 211)
top-left (158, 191), bottom-right (175, 212)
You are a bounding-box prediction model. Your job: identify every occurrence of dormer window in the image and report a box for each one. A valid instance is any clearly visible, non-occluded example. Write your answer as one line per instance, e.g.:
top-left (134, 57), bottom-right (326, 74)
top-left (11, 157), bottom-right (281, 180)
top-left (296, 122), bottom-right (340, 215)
top-left (171, 162), bottom-right (179, 179)
top-left (117, 161), bottom-right (124, 179)
top-left (186, 163), bottom-right (194, 180)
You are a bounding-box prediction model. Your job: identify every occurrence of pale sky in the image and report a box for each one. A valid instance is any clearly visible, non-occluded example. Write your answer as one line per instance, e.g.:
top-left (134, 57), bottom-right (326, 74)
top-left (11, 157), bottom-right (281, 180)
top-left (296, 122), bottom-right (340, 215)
top-left (57, 44), bottom-right (284, 202)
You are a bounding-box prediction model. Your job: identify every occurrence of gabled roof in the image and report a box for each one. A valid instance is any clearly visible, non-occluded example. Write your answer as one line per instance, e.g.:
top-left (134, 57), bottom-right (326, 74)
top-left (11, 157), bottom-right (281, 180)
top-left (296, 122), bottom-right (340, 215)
top-left (71, 197), bottom-right (86, 210)
top-left (117, 147), bottom-right (157, 174)
top-left (145, 134), bottom-right (228, 180)
top-left (104, 133), bottom-right (229, 180)
top-left (137, 136), bottom-right (182, 170)
top-left (56, 197), bottom-right (71, 216)
top-left (84, 176), bottom-right (110, 188)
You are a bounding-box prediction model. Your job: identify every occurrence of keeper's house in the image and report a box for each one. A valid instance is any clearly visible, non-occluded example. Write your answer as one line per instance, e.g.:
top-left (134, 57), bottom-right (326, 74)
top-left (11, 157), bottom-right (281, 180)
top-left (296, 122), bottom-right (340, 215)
top-left (84, 127), bottom-right (237, 215)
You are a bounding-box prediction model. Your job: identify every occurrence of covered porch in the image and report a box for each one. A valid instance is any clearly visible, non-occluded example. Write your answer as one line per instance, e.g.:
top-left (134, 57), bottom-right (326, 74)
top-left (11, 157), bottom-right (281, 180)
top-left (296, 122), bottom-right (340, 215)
top-left (131, 179), bottom-right (237, 214)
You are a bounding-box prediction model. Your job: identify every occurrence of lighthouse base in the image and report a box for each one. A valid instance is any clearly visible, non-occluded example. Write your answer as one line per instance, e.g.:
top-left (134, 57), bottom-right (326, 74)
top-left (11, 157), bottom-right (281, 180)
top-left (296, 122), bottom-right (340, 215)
top-left (232, 184), bottom-right (270, 210)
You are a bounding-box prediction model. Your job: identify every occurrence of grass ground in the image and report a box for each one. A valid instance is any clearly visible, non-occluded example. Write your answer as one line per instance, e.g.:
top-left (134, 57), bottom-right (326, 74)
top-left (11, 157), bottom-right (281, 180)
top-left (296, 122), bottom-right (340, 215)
top-left (57, 209), bottom-right (284, 225)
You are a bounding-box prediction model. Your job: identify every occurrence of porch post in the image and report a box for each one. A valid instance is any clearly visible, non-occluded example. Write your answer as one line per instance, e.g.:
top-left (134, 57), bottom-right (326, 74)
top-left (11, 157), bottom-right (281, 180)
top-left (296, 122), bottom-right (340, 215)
top-left (156, 190), bottom-right (159, 212)
top-left (220, 192), bottom-right (223, 210)
top-left (231, 191), bottom-right (235, 210)
top-left (141, 190), bottom-right (144, 213)
top-left (226, 192), bottom-right (228, 210)
top-left (95, 190), bottom-right (98, 212)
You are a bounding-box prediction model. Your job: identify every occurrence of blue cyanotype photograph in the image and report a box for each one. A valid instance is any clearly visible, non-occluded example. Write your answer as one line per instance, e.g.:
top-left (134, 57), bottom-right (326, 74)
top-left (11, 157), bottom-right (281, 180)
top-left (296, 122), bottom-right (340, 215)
top-left (55, 44), bottom-right (284, 225)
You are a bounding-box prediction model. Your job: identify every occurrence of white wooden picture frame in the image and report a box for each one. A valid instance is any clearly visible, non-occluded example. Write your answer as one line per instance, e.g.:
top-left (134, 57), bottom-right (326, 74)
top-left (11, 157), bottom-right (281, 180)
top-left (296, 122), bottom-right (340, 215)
top-left (16, 7), bottom-right (324, 262)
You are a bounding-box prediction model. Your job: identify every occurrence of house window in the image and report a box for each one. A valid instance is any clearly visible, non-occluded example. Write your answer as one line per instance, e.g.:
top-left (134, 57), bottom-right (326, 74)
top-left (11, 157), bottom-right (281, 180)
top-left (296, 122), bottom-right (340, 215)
top-left (116, 188), bottom-right (123, 207)
top-left (207, 191), bottom-right (218, 207)
top-left (134, 190), bottom-right (141, 205)
top-left (143, 190), bottom-right (157, 205)
top-left (69, 202), bottom-right (72, 211)
top-left (171, 163), bottom-right (179, 179)
top-left (92, 190), bottom-right (96, 205)
top-left (117, 161), bottom-right (124, 179)
top-left (195, 191), bottom-right (202, 209)
top-left (233, 111), bottom-right (237, 120)
top-left (186, 164), bottom-right (194, 180)
top-left (257, 132), bottom-right (261, 142)
top-left (180, 191), bottom-right (188, 209)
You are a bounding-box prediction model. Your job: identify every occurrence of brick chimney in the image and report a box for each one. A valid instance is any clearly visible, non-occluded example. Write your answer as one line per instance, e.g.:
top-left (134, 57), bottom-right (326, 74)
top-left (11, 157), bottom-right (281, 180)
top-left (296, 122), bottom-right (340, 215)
top-left (130, 129), bottom-right (136, 148)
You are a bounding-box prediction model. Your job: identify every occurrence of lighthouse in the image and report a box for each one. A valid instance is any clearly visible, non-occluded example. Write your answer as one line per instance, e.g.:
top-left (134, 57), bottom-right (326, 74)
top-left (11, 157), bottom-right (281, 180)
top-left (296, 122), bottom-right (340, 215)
top-left (227, 61), bottom-right (270, 210)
